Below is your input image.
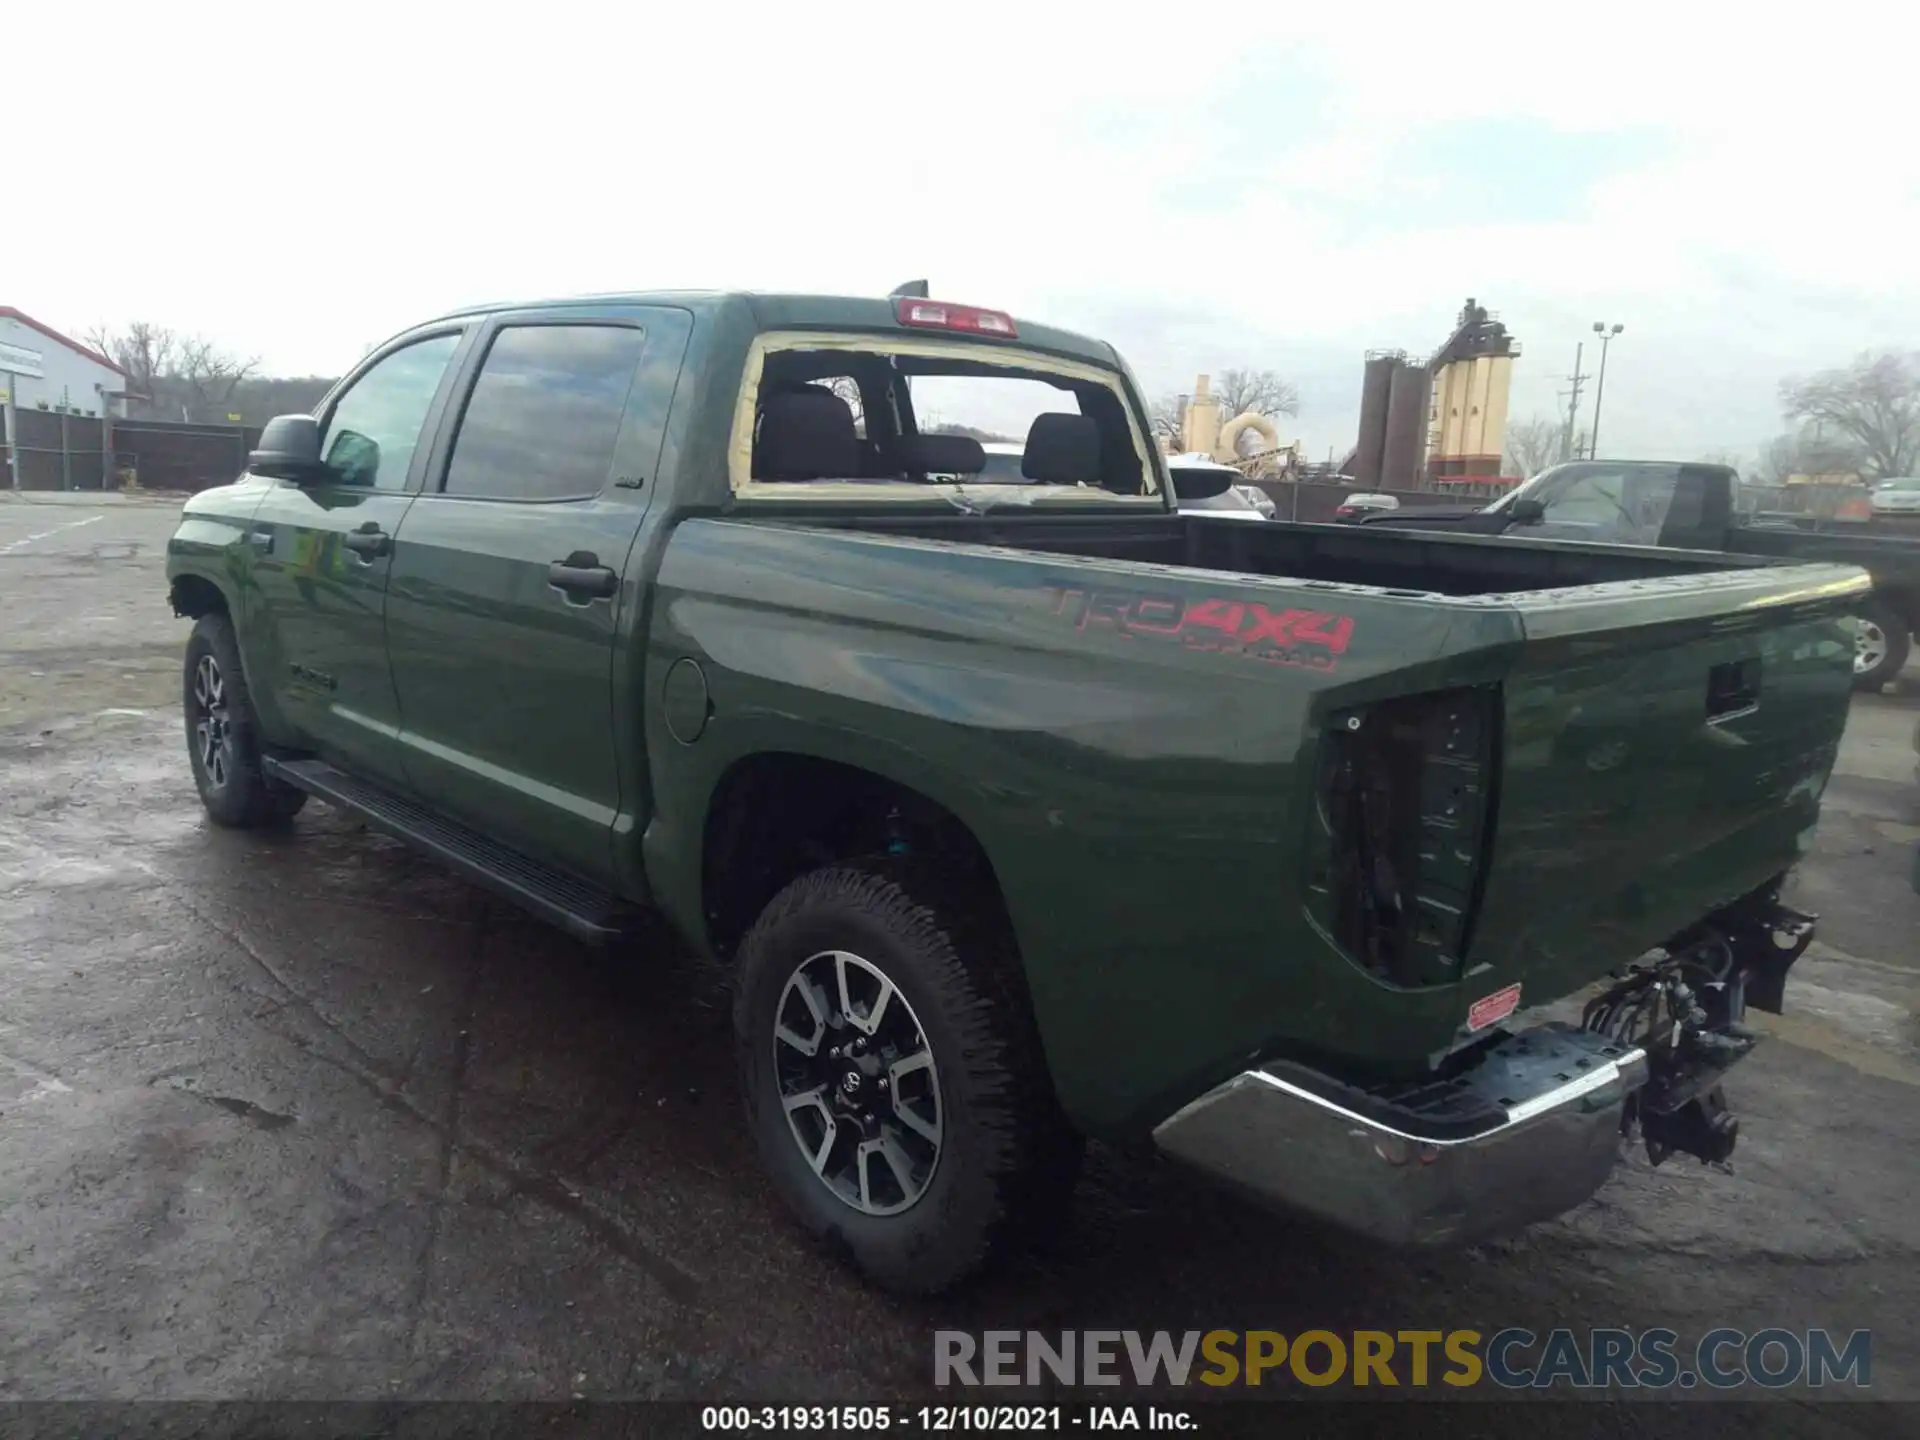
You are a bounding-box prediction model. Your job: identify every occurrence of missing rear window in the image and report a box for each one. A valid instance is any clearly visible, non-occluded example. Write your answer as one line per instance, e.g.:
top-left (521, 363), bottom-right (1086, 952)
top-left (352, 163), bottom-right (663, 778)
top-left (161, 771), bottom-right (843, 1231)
top-left (732, 332), bottom-right (1159, 502)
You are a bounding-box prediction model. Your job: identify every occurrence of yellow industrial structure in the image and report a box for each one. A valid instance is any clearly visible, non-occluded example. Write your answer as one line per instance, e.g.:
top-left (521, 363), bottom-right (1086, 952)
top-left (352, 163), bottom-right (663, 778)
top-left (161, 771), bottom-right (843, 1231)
top-left (1171, 374), bottom-right (1294, 474)
top-left (1425, 299), bottom-right (1518, 485)
top-left (1348, 298), bottom-right (1521, 490)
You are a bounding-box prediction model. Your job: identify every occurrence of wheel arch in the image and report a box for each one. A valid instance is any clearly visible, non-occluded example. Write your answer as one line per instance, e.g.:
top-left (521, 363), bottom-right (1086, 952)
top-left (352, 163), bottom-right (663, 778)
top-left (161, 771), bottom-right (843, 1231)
top-left (169, 572), bottom-right (233, 619)
top-left (697, 748), bottom-right (1014, 966)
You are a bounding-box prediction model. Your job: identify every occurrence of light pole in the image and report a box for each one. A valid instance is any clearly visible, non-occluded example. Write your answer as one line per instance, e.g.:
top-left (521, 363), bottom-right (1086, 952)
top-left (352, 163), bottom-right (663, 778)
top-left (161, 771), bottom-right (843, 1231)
top-left (1589, 322), bottom-right (1623, 458)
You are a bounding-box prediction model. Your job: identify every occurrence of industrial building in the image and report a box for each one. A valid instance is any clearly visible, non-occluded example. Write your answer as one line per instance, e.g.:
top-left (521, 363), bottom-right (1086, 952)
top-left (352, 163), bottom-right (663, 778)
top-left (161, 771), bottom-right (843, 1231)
top-left (1169, 373), bottom-right (1288, 468)
top-left (0, 308), bottom-right (132, 417)
top-left (1346, 298), bottom-right (1519, 490)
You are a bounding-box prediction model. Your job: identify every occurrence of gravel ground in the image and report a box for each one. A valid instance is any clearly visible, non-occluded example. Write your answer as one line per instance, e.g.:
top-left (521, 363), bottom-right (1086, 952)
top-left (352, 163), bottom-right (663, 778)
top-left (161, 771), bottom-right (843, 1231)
top-left (1, 492), bottom-right (1915, 1431)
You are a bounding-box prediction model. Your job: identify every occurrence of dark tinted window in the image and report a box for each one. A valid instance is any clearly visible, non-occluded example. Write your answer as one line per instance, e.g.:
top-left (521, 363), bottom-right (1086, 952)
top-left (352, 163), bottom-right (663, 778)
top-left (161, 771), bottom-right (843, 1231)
top-left (443, 325), bottom-right (646, 500)
top-left (322, 333), bottom-right (461, 490)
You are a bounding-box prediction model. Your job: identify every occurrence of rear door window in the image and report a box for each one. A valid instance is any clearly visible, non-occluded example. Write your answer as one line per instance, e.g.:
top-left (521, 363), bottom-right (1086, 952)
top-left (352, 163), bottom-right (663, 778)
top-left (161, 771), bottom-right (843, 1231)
top-left (442, 324), bottom-right (648, 501)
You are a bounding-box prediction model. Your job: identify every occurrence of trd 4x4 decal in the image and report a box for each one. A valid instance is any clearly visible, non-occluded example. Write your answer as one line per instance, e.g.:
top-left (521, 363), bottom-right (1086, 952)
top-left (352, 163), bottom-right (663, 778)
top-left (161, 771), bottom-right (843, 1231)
top-left (1046, 585), bottom-right (1354, 671)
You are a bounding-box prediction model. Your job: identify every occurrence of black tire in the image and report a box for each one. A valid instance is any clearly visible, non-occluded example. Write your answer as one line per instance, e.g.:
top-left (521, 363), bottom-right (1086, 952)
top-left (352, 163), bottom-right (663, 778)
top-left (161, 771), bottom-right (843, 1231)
top-left (183, 612), bottom-right (306, 829)
top-left (1852, 598), bottom-right (1911, 692)
top-left (734, 860), bottom-right (1081, 1295)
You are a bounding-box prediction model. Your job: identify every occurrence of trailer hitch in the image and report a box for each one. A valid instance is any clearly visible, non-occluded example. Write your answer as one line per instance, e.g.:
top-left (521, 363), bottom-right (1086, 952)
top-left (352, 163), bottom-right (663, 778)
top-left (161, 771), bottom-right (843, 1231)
top-left (1581, 887), bottom-right (1815, 1168)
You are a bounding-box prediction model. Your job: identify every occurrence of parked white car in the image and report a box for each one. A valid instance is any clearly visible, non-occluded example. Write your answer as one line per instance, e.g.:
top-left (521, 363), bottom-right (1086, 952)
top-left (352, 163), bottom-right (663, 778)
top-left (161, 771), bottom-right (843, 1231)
top-left (1164, 454), bottom-right (1270, 521)
top-left (1231, 483), bottom-right (1277, 518)
top-left (1870, 477), bottom-right (1920, 515)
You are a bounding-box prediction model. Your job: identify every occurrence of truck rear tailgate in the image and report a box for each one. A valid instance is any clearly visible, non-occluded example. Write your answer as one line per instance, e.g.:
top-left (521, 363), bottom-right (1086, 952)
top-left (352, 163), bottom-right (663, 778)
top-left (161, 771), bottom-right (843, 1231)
top-left (1465, 564), bottom-right (1866, 1002)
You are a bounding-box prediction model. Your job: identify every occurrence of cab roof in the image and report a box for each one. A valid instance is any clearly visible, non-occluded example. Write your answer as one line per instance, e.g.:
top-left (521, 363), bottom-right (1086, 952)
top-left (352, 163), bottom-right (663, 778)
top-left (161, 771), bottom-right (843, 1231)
top-left (424, 291), bottom-right (1124, 370)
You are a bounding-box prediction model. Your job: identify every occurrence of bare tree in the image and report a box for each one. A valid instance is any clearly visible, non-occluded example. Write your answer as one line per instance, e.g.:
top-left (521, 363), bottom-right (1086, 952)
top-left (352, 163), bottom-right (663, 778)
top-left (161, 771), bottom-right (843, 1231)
top-left (1780, 351), bottom-right (1920, 481)
top-left (1756, 426), bottom-right (1866, 485)
top-left (1503, 415), bottom-right (1564, 477)
top-left (175, 337), bottom-right (260, 422)
top-left (84, 321), bottom-right (176, 405)
top-left (1148, 392), bottom-right (1185, 442)
top-left (86, 319), bottom-right (334, 427)
top-left (1756, 434), bottom-right (1797, 486)
top-left (823, 376), bottom-right (864, 433)
top-left (1213, 368), bottom-right (1300, 420)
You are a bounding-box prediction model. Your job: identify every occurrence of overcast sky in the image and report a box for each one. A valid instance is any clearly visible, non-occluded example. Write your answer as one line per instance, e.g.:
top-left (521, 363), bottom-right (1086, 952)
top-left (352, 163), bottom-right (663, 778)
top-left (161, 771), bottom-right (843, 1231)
top-left (13, 2), bottom-right (1915, 465)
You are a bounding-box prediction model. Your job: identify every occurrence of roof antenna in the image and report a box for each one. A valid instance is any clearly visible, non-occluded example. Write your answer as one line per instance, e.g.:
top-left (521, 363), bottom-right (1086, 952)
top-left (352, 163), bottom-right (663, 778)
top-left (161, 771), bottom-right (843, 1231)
top-left (889, 279), bottom-right (930, 298)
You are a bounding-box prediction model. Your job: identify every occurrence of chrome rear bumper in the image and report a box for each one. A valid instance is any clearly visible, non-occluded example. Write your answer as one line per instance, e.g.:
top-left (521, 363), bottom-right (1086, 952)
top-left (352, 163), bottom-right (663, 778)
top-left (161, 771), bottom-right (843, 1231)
top-left (1151, 1024), bottom-right (1647, 1248)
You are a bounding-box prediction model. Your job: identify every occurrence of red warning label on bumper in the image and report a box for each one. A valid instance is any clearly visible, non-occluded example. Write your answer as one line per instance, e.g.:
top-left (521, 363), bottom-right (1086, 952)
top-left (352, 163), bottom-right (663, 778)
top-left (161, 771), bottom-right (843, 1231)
top-left (1466, 983), bottom-right (1522, 1032)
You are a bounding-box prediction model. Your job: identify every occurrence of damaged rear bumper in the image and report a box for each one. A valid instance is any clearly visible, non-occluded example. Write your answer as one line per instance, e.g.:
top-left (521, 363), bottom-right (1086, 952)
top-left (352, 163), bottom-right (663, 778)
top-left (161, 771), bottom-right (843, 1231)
top-left (1151, 1024), bottom-right (1647, 1248)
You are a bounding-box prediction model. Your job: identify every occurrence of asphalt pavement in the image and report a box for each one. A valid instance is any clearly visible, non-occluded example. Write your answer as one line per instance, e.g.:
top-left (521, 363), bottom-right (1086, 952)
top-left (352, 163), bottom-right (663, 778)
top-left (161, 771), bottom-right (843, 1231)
top-left (1, 492), bottom-right (1916, 1426)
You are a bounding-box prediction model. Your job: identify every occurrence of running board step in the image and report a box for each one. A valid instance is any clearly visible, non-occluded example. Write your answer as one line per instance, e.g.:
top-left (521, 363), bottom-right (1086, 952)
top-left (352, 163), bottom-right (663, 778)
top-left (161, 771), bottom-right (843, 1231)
top-left (263, 756), bottom-right (640, 945)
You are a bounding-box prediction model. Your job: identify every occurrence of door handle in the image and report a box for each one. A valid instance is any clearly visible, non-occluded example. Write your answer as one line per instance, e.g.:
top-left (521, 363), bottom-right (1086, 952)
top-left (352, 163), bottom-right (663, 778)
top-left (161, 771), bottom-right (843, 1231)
top-left (548, 551), bottom-right (619, 601)
top-left (342, 523), bottom-right (390, 559)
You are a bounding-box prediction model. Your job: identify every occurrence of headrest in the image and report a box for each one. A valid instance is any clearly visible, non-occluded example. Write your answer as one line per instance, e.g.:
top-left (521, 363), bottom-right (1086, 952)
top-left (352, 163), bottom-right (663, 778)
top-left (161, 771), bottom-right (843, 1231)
top-left (901, 433), bottom-right (987, 476)
top-left (754, 387), bottom-right (859, 481)
top-left (1021, 412), bottom-right (1100, 484)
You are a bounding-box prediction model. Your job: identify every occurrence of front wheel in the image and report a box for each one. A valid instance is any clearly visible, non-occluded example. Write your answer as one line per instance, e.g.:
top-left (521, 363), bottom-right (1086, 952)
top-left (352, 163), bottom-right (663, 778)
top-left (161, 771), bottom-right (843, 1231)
top-left (1853, 599), bottom-right (1911, 692)
top-left (183, 613), bottom-right (306, 828)
top-left (733, 861), bottom-right (1079, 1295)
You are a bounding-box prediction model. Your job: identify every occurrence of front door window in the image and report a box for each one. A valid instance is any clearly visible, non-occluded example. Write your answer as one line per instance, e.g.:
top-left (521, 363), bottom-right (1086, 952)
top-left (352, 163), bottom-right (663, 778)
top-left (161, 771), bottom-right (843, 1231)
top-left (320, 334), bottom-right (461, 490)
top-left (1531, 464), bottom-right (1681, 544)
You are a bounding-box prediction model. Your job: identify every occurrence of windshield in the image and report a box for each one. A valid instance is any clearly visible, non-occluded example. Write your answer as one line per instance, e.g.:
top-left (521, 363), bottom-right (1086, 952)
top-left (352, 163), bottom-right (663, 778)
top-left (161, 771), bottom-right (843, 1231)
top-left (1876, 476), bottom-right (1920, 492)
top-left (733, 332), bottom-right (1162, 507)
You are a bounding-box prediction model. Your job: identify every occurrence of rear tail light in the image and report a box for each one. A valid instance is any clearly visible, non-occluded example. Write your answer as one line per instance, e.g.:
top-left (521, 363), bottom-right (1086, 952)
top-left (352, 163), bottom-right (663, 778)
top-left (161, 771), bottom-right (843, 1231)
top-left (894, 298), bottom-right (1018, 337)
top-left (1308, 687), bottom-right (1499, 989)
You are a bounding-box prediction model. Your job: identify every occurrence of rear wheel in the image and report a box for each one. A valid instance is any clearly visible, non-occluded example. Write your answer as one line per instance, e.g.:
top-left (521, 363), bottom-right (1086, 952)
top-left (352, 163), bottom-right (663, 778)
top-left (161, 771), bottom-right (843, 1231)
top-left (1852, 598), bottom-right (1911, 692)
top-left (733, 861), bottom-right (1079, 1295)
top-left (183, 613), bottom-right (306, 828)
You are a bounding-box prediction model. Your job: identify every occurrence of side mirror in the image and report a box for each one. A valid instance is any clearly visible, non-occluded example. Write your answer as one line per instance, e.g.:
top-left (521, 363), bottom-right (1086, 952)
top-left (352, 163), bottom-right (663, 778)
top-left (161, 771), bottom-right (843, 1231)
top-left (1509, 498), bottom-right (1546, 524)
top-left (1167, 464), bottom-right (1235, 501)
top-left (248, 415), bottom-right (329, 484)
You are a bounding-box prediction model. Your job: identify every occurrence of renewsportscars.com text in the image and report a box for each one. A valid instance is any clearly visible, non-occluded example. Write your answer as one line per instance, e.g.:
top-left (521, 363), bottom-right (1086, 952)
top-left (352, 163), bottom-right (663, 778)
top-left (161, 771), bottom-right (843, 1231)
top-left (934, 1328), bottom-right (1871, 1390)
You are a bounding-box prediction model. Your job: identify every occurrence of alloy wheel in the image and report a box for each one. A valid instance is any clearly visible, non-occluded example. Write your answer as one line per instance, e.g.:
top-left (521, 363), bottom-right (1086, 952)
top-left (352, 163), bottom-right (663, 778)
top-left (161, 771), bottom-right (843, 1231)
top-left (191, 654), bottom-right (233, 790)
top-left (772, 949), bottom-right (943, 1216)
top-left (1855, 619), bottom-right (1888, 676)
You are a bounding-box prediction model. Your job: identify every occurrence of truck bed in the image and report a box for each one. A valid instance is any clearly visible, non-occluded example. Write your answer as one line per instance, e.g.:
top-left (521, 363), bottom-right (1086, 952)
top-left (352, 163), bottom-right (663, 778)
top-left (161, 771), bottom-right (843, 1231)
top-left (833, 509), bottom-right (1789, 594)
top-left (657, 510), bottom-right (1868, 1127)
top-left (1728, 516), bottom-right (1920, 586)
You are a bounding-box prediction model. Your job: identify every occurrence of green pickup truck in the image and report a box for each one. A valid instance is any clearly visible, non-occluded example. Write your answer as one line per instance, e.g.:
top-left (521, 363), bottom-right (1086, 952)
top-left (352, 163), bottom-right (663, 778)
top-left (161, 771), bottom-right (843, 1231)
top-left (167, 291), bottom-right (1863, 1294)
top-left (1360, 460), bottom-right (1920, 689)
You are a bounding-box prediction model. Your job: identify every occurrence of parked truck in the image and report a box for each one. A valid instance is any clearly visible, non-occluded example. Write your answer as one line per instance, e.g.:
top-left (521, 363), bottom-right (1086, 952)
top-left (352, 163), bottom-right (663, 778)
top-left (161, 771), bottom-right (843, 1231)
top-left (1361, 459), bottom-right (1920, 689)
top-left (167, 292), bottom-right (1862, 1293)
